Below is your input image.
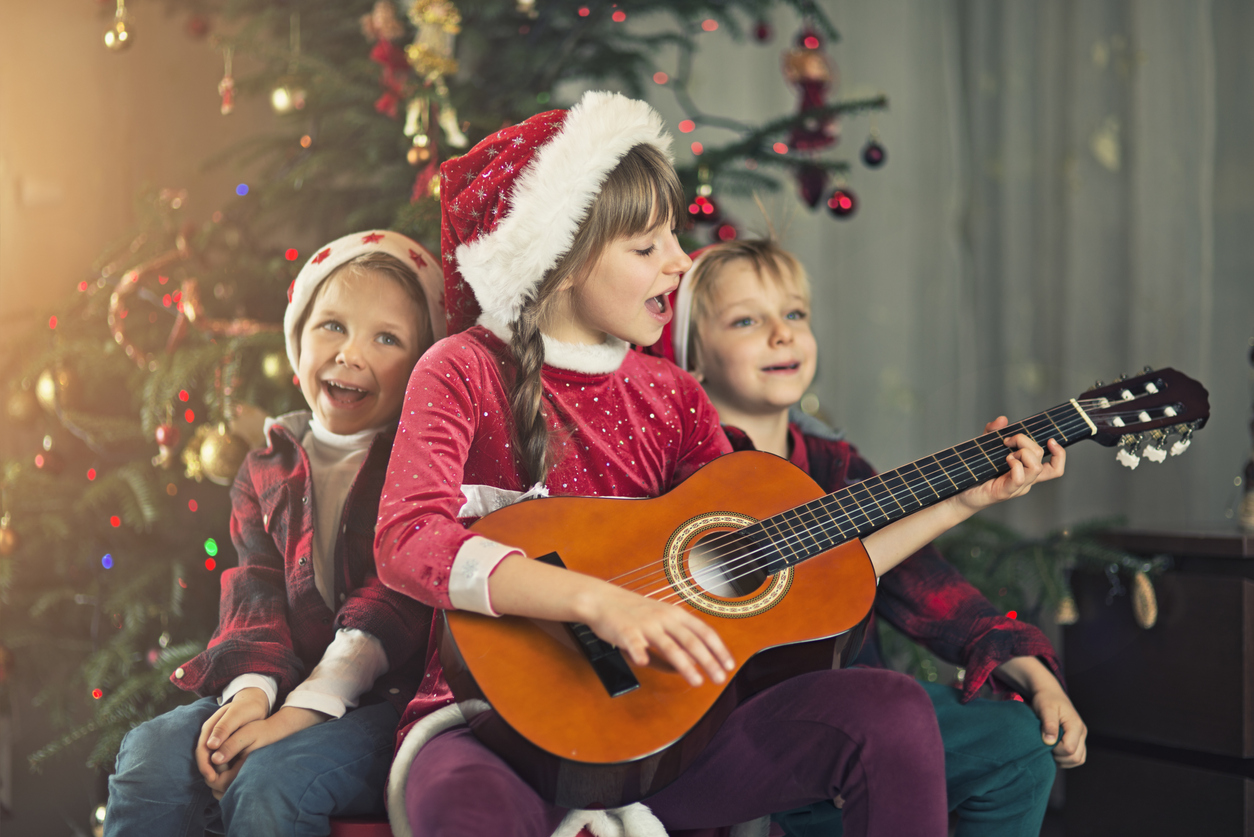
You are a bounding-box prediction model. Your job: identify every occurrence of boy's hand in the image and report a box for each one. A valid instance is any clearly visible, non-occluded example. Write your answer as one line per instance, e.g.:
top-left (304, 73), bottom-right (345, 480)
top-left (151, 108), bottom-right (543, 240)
top-left (995, 656), bottom-right (1087, 768)
top-left (957, 416), bottom-right (1065, 512)
top-left (195, 687), bottom-right (269, 785)
top-left (199, 705), bottom-right (330, 799)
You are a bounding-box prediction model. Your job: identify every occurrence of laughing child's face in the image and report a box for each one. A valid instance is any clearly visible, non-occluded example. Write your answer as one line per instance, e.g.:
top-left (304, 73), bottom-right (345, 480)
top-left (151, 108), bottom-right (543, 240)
top-left (297, 269), bottom-right (427, 435)
top-left (692, 258), bottom-right (817, 421)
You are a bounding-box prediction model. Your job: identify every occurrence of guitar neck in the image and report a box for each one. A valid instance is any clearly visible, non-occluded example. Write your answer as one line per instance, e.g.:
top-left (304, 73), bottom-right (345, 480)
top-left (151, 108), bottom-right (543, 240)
top-left (745, 400), bottom-right (1097, 569)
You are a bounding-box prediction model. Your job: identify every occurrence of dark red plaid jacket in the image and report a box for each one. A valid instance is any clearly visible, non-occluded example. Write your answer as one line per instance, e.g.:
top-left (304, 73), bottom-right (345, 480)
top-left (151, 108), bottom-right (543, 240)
top-left (173, 419), bottom-right (432, 712)
top-left (724, 421), bottom-right (1061, 703)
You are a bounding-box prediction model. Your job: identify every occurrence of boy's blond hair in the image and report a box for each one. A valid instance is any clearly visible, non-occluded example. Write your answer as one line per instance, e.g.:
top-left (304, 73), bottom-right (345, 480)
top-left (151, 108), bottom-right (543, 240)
top-left (681, 238), bottom-right (812, 371)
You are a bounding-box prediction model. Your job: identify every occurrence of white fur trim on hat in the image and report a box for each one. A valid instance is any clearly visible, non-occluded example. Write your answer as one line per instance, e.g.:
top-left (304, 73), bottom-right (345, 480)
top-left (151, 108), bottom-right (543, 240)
top-left (283, 230), bottom-right (445, 372)
top-left (458, 91), bottom-right (673, 327)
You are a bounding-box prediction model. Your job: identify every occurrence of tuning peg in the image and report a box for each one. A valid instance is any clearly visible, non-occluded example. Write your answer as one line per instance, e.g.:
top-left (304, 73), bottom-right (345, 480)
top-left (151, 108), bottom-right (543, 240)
top-left (1093, 380), bottom-right (1105, 389)
top-left (1116, 434), bottom-right (1143, 469)
top-left (1170, 426), bottom-right (1193, 456)
top-left (1143, 365), bottom-right (1155, 374)
top-left (1143, 429), bottom-right (1168, 463)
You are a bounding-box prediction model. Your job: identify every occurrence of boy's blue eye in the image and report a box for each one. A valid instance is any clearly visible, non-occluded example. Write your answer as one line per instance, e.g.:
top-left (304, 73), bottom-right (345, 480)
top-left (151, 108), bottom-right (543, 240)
top-left (321, 320), bottom-right (345, 333)
top-left (731, 317), bottom-right (754, 328)
top-left (786, 310), bottom-right (808, 321)
top-left (378, 332), bottom-right (401, 346)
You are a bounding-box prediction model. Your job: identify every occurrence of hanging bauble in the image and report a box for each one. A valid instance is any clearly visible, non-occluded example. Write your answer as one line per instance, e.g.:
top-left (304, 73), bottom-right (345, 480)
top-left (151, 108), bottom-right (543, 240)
top-left (826, 187), bottom-right (858, 218)
top-left (6, 387), bottom-right (39, 424)
top-left (270, 78), bottom-right (308, 114)
top-left (782, 26), bottom-right (839, 152)
top-left (155, 423), bottom-right (180, 448)
top-left (1130, 570), bottom-right (1158, 629)
top-left (712, 222), bottom-right (739, 244)
top-left (361, 0), bottom-right (406, 41)
top-left (184, 424), bottom-right (249, 486)
top-left (260, 351), bottom-right (290, 384)
top-left (796, 165), bottom-right (828, 208)
top-left (407, 135), bottom-right (433, 165)
top-left (104, 13), bottom-right (132, 51)
top-left (516, 0), bottom-right (538, 19)
top-left (36, 367), bottom-right (78, 414)
top-left (1054, 594), bottom-right (1078, 625)
top-left (861, 138), bottom-right (887, 168)
top-left (753, 19), bottom-right (773, 43)
top-left (687, 195), bottom-right (720, 225)
top-left (0, 514), bottom-right (18, 557)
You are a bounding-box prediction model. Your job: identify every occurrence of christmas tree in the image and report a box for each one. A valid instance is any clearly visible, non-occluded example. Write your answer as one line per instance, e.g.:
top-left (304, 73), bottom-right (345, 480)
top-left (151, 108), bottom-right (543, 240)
top-left (0, 0), bottom-right (891, 773)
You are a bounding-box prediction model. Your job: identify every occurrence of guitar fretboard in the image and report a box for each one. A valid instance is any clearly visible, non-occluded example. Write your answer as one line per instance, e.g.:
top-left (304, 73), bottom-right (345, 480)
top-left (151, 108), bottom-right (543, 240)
top-left (742, 401), bottom-right (1095, 570)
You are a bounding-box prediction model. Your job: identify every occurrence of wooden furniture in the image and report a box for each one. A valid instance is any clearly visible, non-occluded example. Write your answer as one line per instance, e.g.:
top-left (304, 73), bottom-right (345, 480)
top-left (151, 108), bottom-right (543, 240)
top-left (1063, 528), bottom-right (1254, 836)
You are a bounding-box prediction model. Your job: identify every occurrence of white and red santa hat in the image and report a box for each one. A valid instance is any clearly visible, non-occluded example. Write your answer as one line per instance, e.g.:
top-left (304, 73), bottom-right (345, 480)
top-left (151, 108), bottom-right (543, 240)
top-left (439, 90), bottom-right (673, 336)
top-left (283, 229), bottom-right (445, 371)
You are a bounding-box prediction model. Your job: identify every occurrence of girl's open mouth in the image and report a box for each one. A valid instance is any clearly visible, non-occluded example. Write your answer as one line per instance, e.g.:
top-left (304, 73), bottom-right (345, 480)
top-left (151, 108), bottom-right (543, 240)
top-left (645, 294), bottom-right (669, 316)
top-left (323, 381), bottom-right (369, 405)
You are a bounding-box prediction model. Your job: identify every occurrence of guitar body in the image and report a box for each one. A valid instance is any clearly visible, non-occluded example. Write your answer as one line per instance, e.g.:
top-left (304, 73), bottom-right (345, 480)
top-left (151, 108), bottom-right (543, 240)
top-left (442, 451), bottom-right (877, 808)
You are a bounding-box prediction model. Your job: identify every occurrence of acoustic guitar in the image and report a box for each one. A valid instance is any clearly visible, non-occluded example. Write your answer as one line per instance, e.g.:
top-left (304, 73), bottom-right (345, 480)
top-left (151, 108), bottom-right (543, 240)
top-left (441, 367), bottom-right (1210, 808)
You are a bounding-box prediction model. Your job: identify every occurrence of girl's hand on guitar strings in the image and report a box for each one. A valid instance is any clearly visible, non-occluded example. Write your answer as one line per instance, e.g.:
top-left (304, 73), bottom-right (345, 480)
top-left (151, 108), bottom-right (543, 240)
top-left (956, 416), bottom-right (1066, 513)
top-left (577, 583), bottom-right (735, 688)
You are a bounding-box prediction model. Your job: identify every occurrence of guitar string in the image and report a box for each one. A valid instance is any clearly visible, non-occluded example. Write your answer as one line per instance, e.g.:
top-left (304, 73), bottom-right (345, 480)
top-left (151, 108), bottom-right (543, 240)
top-left (601, 393), bottom-right (1159, 589)
top-left (625, 411), bottom-right (1092, 603)
top-left (642, 411), bottom-right (1097, 604)
top-left (607, 398), bottom-right (1177, 599)
top-left (612, 407), bottom-right (1102, 597)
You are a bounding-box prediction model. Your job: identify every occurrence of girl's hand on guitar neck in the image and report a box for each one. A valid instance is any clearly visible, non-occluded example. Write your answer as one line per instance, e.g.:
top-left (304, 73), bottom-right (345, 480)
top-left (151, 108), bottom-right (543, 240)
top-left (954, 416), bottom-right (1067, 514)
top-left (488, 554), bottom-right (736, 688)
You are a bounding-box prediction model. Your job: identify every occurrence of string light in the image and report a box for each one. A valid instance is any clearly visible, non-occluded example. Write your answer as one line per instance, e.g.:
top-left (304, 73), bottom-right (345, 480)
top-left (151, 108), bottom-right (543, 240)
top-left (1006, 610), bottom-right (1018, 620)
top-left (236, 184), bottom-right (249, 196)
top-left (92, 689), bottom-right (103, 699)
top-left (578, 6), bottom-right (589, 16)
top-left (184, 409), bottom-right (195, 423)
top-left (166, 483), bottom-right (178, 496)
top-left (178, 390), bottom-right (190, 402)
top-left (188, 500), bottom-right (198, 512)
top-left (702, 19), bottom-right (718, 31)
top-left (48, 316), bottom-right (57, 330)
top-left (612, 10), bottom-right (626, 22)
top-left (102, 554), bottom-right (113, 569)
top-left (653, 72), bottom-right (668, 84)
top-left (158, 275), bottom-right (169, 285)
top-left (204, 538), bottom-right (218, 557)
top-left (678, 120), bottom-right (695, 133)
top-left (773, 142), bottom-right (788, 154)
top-left (691, 142), bottom-right (704, 155)
top-left (285, 249), bottom-right (299, 261)
top-left (87, 468), bottom-right (97, 481)
top-left (110, 516), bottom-right (121, 527)
top-left (79, 282), bottom-right (88, 292)
top-left (205, 558), bottom-right (217, 571)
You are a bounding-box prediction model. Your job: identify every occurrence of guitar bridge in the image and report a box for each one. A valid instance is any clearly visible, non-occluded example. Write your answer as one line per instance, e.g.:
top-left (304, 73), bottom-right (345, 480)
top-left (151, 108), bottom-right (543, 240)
top-left (536, 552), bottom-right (640, 698)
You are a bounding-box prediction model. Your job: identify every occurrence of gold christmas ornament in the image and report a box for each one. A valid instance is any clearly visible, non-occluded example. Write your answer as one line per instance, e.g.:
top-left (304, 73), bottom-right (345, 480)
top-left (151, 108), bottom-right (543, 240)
top-left (271, 13), bottom-right (307, 114)
top-left (1130, 570), bottom-right (1158, 629)
top-left (406, 0), bottom-right (461, 79)
top-left (35, 367), bottom-right (77, 414)
top-left (104, 0), bottom-right (132, 51)
top-left (260, 351), bottom-right (290, 383)
top-left (183, 424), bottom-right (249, 485)
top-left (0, 514), bottom-right (18, 557)
top-left (1054, 594), bottom-right (1078, 626)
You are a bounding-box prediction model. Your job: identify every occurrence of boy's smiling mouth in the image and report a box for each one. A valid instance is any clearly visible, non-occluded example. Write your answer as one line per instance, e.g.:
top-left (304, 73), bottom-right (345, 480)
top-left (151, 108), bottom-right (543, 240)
top-left (761, 362), bottom-right (801, 373)
top-left (322, 380), bottom-right (370, 405)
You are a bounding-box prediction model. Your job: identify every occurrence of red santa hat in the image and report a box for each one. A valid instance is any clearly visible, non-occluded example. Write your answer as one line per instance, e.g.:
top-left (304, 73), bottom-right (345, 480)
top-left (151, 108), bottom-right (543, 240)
top-left (440, 90), bottom-right (673, 335)
top-left (283, 229), bottom-right (445, 371)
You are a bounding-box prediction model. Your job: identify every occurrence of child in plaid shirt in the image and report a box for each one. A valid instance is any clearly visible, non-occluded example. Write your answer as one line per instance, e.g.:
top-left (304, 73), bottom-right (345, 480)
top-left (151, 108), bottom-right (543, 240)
top-left (105, 231), bottom-right (443, 837)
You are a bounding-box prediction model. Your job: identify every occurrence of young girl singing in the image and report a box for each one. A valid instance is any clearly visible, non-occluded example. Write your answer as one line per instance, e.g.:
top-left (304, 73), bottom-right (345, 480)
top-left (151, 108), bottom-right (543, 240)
top-left (106, 231), bottom-right (443, 836)
top-left (375, 91), bottom-right (1064, 837)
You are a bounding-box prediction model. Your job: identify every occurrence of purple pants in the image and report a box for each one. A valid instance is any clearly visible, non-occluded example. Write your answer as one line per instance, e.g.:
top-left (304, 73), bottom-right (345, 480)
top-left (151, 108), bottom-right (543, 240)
top-left (405, 668), bottom-right (947, 836)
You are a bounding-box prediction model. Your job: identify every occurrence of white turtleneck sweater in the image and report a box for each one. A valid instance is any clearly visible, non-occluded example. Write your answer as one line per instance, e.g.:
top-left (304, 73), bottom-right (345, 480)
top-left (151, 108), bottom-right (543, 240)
top-left (219, 414), bottom-right (389, 719)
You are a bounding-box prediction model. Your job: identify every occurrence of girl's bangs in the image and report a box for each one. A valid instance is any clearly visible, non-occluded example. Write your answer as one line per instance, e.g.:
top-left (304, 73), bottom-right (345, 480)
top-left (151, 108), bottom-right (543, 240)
top-left (596, 144), bottom-right (686, 239)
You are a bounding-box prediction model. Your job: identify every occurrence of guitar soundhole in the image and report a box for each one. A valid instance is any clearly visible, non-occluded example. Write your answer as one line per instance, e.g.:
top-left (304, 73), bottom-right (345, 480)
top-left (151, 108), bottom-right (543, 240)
top-left (687, 530), bottom-right (767, 598)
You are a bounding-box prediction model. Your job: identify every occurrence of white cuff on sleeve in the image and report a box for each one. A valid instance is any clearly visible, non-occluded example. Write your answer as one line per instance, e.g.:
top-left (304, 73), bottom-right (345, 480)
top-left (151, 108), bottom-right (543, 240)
top-left (448, 537), bottom-right (523, 616)
top-left (220, 674), bottom-right (278, 712)
top-left (284, 628), bottom-right (389, 720)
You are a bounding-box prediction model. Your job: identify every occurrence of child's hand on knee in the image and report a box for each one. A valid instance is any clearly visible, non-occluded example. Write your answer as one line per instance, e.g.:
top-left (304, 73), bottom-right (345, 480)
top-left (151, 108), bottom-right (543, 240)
top-left (196, 687), bottom-right (269, 785)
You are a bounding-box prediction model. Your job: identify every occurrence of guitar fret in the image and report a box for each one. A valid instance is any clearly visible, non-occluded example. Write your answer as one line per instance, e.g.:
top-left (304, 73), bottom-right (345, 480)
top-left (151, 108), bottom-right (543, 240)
top-left (879, 471), bottom-right (921, 515)
top-left (763, 515), bottom-right (802, 566)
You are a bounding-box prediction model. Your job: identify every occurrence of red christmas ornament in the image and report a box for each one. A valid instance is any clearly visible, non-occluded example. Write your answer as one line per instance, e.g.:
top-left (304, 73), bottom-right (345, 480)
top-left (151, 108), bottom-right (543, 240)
top-left (687, 195), bottom-right (720, 224)
top-left (862, 138), bottom-right (887, 168)
top-left (753, 19), bottom-right (773, 43)
top-left (826, 187), bottom-right (858, 218)
top-left (155, 424), bottom-right (180, 448)
top-left (796, 165), bottom-right (829, 208)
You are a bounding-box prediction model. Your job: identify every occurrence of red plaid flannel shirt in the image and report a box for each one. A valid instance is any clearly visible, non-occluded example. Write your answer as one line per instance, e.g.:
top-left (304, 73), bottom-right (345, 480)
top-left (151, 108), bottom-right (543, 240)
top-left (173, 421), bottom-right (432, 712)
top-left (725, 423), bottom-right (1062, 702)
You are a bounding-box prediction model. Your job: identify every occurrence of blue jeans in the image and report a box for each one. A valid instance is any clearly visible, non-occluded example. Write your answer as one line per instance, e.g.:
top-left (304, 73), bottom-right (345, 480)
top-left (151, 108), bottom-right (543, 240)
top-left (105, 696), bottom-right (399, 837)
top-left (773, 680), bottom-right (1056, 837)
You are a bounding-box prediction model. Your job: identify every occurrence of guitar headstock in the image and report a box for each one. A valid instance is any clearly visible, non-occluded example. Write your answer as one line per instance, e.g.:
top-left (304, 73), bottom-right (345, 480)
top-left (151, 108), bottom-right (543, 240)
top-left (1079, 367), bottom-right (1210, 469)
